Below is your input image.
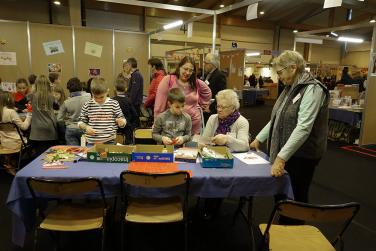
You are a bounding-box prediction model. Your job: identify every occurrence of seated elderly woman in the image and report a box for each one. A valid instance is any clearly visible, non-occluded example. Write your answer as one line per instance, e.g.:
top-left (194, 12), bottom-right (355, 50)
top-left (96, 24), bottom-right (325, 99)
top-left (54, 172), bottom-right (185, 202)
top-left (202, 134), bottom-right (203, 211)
top-left (202, 89), bottom-right (249, 152)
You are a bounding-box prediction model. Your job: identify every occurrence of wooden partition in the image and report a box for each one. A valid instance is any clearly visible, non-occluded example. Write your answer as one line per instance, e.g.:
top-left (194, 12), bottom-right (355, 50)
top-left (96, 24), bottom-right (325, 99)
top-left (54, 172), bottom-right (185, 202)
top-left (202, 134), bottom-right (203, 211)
top-left (360, 76), bottom-right (376, 145)
top-left (219, 49), bottom-right (245, 90)
top-left (0, 21), bottom-right (29, 82)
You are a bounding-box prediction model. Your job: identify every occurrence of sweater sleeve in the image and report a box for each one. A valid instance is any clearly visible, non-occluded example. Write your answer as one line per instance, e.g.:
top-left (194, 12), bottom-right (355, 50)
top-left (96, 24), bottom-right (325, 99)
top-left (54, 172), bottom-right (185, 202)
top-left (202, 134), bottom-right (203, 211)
top-left (226, 116), bottom-right (250, 152)
top-left (153, 75), bottom-right (170, 120)
top-left (183, 114), bottom-right (192, 143)
top-left (197, 79), bottom-right (212, 107)
top-left (57, 102), bottom-right (67, 122)
top-left (10, 109), bottom-right (31, 131)
top-left (202, 115), bottom-right (216, 138)
top-left (144, 79), bottom-right (158, 108)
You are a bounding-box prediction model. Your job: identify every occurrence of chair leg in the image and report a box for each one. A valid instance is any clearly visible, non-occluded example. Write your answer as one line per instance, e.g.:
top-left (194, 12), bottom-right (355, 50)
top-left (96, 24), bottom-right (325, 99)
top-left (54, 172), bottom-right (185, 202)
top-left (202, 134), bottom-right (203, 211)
top-left (184, 220), bottom-right (188, 251)
top-left (120, 221), bottom-right (124, 251)
top-left (33, 227), bottom-right (39, 251)
top-left (232, 197), bottom-right (246, 225)
top-left (101, 227), bottom-right (106, 251)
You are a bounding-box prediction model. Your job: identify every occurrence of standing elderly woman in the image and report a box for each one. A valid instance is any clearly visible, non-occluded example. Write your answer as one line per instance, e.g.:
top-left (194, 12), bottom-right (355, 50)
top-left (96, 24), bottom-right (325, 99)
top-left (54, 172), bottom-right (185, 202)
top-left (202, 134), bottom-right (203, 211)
top-left (202, 89), bottom-right (249, 152)
top-left (250, 50), bottom-right (329, 206)
top-left (154, 56), bottom-right (212, 135)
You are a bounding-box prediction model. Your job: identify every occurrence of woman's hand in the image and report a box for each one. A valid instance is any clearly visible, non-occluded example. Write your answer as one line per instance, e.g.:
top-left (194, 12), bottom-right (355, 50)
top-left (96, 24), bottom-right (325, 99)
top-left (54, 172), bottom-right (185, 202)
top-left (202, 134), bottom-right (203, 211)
top-left (250, 139), bottom-right (261, 152)
top-left (271, 156), bottom-right (286, 177)
top-left (162, 136), bottom-right (172, 145)
top-left (212, 134), bottom-right (228, 145)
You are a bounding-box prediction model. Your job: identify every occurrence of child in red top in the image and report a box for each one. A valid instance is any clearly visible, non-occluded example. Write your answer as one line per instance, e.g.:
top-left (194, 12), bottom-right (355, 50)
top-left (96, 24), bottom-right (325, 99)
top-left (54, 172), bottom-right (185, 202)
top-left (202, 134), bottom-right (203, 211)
top-left (13, 78), bottom-right (30, 113)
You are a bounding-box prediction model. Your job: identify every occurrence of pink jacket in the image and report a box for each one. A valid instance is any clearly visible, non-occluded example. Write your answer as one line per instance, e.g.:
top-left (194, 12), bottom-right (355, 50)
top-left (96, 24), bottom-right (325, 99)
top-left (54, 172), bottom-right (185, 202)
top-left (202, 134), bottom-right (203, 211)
top-left (154, 75), bottom-right (212, 134)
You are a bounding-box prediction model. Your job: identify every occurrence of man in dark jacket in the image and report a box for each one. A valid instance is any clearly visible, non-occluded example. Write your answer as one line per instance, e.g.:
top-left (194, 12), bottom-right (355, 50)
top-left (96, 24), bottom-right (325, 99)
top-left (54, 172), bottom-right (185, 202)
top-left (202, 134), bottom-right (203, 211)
top-left (203, 53), bottom-right (227, 124)
top-left (124, 57), bottom-right (144, 116)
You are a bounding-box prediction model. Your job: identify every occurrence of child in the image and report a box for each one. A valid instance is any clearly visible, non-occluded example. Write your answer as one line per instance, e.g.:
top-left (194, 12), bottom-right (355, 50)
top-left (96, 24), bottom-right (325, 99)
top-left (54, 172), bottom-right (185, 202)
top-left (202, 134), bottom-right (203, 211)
top-left (13, 78), bottom-right (29, 113)
top-left (57, 77), bottom-right (90, 146)
top-left (48, 73), bottom-right (60, 88)
top-left (112, 78), bottom-right (139, 144)
top-left (152, 88), bottom-right (192, 145)
top-left (52, 84), bottom-right (66, 110)
top-left (78, 78), bottom-right (126, 145)
top-left (29, 75), bottom-right (58, 157)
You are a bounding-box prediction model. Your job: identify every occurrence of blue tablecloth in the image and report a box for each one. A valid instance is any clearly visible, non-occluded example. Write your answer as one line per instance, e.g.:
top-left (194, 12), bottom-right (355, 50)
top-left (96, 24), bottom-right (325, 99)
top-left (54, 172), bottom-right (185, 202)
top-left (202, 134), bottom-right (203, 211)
top-left (6, 151), bottom-right (293, 247)
top-left (242, 88), bottom-right (269, 106)
top-left (329, 107), bottom-right (362, 126)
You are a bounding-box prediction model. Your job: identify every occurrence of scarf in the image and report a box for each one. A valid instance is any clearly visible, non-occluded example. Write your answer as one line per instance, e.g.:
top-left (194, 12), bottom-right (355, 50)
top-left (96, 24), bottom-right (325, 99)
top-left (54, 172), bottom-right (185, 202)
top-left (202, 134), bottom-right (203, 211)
top-left (215, 110), bottom-right (240, 135)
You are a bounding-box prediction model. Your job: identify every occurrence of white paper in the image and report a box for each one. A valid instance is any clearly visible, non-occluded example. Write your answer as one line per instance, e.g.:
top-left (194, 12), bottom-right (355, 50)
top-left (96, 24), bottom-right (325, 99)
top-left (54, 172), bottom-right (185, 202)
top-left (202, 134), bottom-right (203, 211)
top-left (246, 3), bottom-right (258, 21)
top-left (43, 40), bottom-right (64, 56)
top-left (0, 52), bottom-right (17, 65)
top-left (84, 42), bottom-right (103, 58)
top-left (233, 152), bottom-right (270, 165)
top-left (1, 82), bottom-right (16, 92)
top-left (187, 22), bottom-right (193, 38)
top-left (323, 0), bottom-right (342, 9)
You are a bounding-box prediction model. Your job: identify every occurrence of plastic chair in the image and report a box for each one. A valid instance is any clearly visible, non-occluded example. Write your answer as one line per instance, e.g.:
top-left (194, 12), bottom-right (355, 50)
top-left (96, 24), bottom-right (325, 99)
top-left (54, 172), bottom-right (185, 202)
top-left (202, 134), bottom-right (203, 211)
top-left (120, 170), bottom-right (191, 251)
top-left (0, 122), bottom-right (31, 174)
top-left (258, 200), bottom-right (360, 251)
top-left (133, 128), bottom-right (155, 145)
top-left (27, 177), bottom-right (109, 251)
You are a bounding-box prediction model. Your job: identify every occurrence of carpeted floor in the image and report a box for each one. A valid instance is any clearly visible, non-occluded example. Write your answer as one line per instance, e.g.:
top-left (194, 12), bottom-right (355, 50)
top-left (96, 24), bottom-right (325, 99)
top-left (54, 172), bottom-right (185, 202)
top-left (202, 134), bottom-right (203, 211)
top-left (0, 103), bottom-right (375, 251)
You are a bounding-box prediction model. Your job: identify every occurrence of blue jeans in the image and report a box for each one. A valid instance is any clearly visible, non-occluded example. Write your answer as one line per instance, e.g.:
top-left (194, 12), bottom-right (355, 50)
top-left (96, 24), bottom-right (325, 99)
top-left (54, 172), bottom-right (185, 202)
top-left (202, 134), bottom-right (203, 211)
top-left (65, 128), bottom-right (83, 146)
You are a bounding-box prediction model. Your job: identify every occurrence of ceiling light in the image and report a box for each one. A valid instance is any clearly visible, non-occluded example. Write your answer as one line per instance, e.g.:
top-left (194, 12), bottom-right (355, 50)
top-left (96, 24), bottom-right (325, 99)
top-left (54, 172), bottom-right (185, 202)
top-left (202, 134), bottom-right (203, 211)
top-left (259, 11), bottom-right (265, 15)
top-left (220, 4), bottom-right (225, 8)
top-left (326, 34), bottom-right (330, 37)
top-left (330, 31), bottom-right (338, 37)
top-left (338, 36), bottom-right (364, 43)
top-left (53, 1), bottom-right (61, 5)
top-left (370, 19), bottom-right (376, 23)
top-left (163, 20), bottom-right (183, 30)
top-left (246, 52), bottom-right (261, 57)
top-left (293, 30), bottom-right (298, 33)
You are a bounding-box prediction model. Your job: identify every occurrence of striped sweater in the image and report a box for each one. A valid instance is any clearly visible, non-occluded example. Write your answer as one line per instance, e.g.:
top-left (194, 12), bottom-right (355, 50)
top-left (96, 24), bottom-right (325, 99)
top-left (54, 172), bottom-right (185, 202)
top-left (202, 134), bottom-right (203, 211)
top-left (79, 98), bottom-right (125, 143)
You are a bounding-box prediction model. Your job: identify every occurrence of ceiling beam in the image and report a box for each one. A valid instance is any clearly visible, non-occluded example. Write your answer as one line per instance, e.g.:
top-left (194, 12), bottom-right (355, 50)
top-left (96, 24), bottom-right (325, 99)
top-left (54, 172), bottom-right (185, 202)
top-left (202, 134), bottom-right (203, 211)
top-left (296, 21), bottom-right (372, 36)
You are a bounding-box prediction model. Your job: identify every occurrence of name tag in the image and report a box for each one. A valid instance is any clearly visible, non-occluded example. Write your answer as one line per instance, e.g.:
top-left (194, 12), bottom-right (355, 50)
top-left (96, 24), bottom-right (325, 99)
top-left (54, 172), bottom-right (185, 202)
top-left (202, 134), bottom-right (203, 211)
top-left (292, 93), bottom-right (301, 104)
top-left (205, 80), bottom-right (210, 85)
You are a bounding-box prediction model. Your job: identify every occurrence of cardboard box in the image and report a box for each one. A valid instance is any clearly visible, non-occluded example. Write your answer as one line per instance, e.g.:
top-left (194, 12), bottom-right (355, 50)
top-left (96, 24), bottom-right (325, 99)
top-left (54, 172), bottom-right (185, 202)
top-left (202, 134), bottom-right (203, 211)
top-left (199, 146), bottom-right (233, 168)
top-left (132, 145), bottom-right (174, 162)
top-left (174, 147), bottom-right (198, 163)
top-left (87, 144), bottom-right (135, 163)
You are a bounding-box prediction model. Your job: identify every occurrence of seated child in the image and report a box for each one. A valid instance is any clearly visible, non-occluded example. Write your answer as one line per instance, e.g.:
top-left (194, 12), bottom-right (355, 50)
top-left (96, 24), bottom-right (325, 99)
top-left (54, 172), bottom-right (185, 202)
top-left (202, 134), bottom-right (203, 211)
top-left (152, 88), bottom-right (192, 146)
top-left (13, 78), bottom-right (30, 113)
top-left (78, 77), bottom-right (126, 145)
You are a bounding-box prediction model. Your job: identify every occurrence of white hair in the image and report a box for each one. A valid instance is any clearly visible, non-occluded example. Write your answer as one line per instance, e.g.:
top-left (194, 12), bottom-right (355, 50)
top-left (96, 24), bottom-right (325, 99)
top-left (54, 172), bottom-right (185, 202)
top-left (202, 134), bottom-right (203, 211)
top-left (272, 50), bottom-right (306, 73)
top-left (205, 53), bottom-right (220, 68)
top-left (216, 89), bottom-right (240, 110)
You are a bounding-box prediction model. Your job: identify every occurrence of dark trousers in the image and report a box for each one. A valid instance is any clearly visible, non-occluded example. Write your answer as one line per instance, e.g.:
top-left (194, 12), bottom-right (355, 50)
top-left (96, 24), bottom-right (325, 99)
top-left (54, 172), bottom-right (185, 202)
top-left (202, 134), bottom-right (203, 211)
top-left (275, 156), bottom-right (320, 224)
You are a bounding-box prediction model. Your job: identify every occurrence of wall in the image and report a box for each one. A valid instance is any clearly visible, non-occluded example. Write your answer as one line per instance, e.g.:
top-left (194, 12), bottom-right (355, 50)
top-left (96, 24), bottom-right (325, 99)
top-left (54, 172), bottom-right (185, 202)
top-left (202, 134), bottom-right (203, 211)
top-left (86, 9), bottom-right (141, 31)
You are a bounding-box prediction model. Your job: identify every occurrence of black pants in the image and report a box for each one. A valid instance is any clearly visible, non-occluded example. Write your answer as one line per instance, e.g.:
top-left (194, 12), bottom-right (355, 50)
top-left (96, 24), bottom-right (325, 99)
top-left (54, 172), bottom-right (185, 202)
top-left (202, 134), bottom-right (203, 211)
top-left (275, 156), bottom-right (320, 224)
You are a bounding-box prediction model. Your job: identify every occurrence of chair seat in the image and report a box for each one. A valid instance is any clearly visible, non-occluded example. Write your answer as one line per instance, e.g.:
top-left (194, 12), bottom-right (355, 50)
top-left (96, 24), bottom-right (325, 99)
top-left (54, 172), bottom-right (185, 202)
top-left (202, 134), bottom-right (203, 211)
top-left (259, 224), bottom-right (336, 251)
top-left (125, 198), bottom-right (183, 223)
top-left (40, 204), bottom-right (105, 231)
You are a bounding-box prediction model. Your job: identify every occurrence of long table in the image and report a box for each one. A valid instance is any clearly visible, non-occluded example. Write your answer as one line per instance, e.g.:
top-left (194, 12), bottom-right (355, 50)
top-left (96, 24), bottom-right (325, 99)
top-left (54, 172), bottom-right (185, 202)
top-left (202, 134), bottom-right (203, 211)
top-left (6, 151), bottom-right (293, 247)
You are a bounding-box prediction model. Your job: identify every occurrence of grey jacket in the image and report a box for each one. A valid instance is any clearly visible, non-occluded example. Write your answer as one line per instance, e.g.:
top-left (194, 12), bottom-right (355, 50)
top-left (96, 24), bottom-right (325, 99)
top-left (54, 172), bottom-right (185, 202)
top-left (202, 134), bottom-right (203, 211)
top-left (57, 92), bottom-right (91, 129)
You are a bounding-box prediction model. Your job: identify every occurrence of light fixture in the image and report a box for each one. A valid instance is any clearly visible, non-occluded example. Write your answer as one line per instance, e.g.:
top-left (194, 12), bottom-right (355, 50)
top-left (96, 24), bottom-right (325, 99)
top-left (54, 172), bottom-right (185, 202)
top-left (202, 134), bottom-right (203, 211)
top-left (326, 34), bottom-right (330, 37)
top-left (259, 11), bottom-right (265, 15)
top-left (220, 4), bottom-right (225, 8)
top-left (53, 0), bottom-right (61, 5)
top-left (370, 19), bottom-right (376, 23)
top-left (293, 29), bottom-right (298, 33)
top-left (330, 31), bottom-right (338, 37)
top-left (246, 52), bottom-right (261, 57)
top-left (163, 20), bottom-right (183, 30)
top-left (338, 36), bottom-right (364, 43)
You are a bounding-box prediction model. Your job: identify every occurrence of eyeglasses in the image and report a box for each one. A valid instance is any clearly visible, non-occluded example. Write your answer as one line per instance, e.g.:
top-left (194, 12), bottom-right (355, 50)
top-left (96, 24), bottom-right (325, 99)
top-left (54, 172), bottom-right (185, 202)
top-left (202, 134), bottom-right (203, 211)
top-left (181, 67), bottom-right (194, 73)
top-left (276, 66), bottom-right (289, 75)
top-left (216, 104), bottom-right (232, 110)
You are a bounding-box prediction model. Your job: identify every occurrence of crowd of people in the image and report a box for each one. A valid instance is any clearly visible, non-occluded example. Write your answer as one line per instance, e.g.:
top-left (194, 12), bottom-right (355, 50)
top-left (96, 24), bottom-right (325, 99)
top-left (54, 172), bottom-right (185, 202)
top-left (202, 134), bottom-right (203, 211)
top-left (1, 50), bottom-right (330, 219)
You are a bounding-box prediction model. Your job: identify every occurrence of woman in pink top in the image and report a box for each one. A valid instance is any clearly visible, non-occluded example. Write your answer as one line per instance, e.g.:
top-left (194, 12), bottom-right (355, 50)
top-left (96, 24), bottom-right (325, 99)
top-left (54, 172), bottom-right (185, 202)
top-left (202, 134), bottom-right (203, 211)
top-left (154, 56), bottom-right (212, 135)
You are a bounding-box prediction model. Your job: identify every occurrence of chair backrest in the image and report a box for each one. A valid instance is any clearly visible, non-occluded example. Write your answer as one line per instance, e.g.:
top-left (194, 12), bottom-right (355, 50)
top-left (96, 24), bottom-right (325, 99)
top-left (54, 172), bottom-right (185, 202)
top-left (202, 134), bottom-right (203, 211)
top-left (120, 170), bottom-right (190, 188)
top-left (27, 177), bottom-right (107, 208)
top-left (133, 128), bottom-right (155, 145)
top-left (264, 200), bottom-right (360, 247)
top-left (0, 122), bottom-right (27, 148)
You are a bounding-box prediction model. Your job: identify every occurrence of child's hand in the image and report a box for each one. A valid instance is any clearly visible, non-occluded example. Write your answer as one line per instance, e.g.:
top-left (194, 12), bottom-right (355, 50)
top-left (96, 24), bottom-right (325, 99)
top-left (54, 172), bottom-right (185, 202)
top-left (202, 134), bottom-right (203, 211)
top-left (86, 126), bottom-right (96, 135)
top-left (212, 134), bottom-right (228, 146)
top-left (162, 136), bottom-right (173, 145)
top-left (22, 109), bottom-right (28, 113)
top-left (175, 136), bottom-right (184, 145)
top-left (116, 118), bottom-right (127, 127)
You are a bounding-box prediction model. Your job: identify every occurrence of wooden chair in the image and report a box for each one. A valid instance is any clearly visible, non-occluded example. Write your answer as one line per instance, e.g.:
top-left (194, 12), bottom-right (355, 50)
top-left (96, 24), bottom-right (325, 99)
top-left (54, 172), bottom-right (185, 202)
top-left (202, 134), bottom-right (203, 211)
top-left (120, 170), bottom-right (191, 251)
top-left (27, 177), bottom-right (109, 251)
top-left (258, 200), bottom-right (360, 251)
top-left (133, 128), bottom-right (155, 145)
top-left (0, 122), bottom-right (31, 174)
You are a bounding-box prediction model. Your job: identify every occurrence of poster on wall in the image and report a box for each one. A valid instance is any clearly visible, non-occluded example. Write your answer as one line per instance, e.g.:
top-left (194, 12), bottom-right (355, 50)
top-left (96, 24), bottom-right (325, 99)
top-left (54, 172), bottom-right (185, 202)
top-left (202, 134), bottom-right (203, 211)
top-left (0, 52), bottom-right (17, 65)
top-left (43, 40), bottom-right (65, 56)
top-left (1, 82), bottom-right (16, 92)
top-left (84, 42), bottom-right (103, 58)
top-left (89, 68), bottom-right (100, 77)
top-left (48, 63), bottom-right (62, 74)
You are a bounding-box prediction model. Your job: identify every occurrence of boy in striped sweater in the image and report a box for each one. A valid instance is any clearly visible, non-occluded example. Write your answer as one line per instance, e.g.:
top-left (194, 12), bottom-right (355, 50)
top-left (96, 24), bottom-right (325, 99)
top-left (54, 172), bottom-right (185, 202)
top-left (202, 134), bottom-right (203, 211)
top-left (78, 78), bottom-right (126, 144)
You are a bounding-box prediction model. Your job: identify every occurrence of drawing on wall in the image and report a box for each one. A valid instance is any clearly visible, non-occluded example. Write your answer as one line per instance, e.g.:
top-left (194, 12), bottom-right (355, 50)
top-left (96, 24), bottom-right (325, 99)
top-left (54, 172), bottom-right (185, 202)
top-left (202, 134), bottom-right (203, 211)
top-left (43, 40), bottom-right (65, 56)
top-left (0, 52), bottom-right (17, 65)
top-left (48, 63), bottom-right (62, 73)
top-left (89, 68), bottom-right (101, 77)
top-left (1, 82), bottom-right (16, 92)
top-left (84, 42), bottom-right (103, 58)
